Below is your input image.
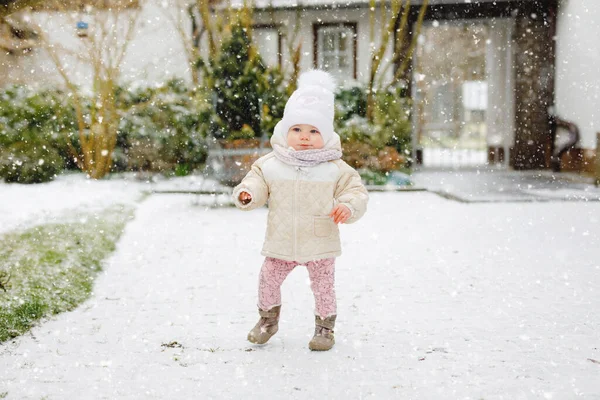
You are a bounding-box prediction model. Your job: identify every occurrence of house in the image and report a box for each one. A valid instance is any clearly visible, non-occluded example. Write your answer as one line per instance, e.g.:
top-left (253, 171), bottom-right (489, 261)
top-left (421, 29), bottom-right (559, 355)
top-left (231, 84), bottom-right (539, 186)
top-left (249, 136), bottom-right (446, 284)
top-left (1, 0), bottom-right (598, 173)
top-left (242, 0), bottom-right (598, 172)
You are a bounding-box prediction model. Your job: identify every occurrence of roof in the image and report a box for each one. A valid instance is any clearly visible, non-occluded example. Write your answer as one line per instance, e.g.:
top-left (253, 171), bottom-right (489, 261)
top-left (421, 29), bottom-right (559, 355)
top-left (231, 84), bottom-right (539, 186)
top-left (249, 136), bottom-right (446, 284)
top-left (229, 0), bottom-right (547, 10)
top-left (1, 0), bottom-right (139, 15)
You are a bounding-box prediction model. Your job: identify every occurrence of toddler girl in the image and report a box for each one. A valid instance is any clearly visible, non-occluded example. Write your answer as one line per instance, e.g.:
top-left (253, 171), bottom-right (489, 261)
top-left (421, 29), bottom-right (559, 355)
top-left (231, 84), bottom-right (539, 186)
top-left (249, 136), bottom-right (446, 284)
top-left (233, 70), bottom-right (368, 351)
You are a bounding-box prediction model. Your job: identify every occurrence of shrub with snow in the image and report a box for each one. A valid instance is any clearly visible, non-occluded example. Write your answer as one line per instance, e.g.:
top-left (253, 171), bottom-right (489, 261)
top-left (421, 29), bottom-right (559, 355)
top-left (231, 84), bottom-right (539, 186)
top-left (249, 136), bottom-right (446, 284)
top-left (0, 141), bottom-right (64, 184)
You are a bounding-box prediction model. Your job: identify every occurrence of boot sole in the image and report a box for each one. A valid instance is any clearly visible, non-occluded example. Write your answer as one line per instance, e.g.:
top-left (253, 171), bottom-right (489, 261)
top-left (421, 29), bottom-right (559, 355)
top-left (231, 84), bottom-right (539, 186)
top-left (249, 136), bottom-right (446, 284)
top-left (247, 335), bottom-right (269, 345)
top-left (308, 340), bottom-right (335, 351)
top-left (247, 327), bottom-right (278, 345)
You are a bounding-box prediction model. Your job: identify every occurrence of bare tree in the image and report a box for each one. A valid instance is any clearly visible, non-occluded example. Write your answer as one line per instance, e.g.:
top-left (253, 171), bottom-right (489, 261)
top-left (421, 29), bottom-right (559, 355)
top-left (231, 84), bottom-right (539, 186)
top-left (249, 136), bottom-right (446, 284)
top-left (162, 0), bottom-right (204, 86)
top-left (366, 0), bottom-right (428, 122)
top-left (0, 13), bottom-right (37, 54)
top-left (0, 0), bottom-right (43, 18)
top-left (27, 0), bottom-right (142, 179)
top-left (167, 0), bottom-right (260, 88)
top-left (280, 8), bottom-right (303, 95)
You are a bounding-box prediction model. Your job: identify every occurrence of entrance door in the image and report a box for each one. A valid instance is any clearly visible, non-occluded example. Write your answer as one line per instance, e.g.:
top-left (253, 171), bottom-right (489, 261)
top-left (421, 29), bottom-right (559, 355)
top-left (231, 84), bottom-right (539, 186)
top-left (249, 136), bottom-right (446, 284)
top-left (412, 19), bottom-right (514, 168)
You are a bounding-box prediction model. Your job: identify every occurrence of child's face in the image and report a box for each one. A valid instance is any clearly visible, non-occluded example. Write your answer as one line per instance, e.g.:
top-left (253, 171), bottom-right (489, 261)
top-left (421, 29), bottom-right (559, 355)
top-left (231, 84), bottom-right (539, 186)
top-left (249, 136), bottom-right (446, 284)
top-left (286, 124), bottom-right (325, 151)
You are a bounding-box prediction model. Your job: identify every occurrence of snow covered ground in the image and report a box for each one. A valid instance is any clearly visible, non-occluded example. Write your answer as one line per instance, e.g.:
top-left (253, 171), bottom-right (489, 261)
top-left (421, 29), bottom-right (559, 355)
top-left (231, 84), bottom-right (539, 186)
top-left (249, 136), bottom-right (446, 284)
top-left (0, 174), bottom-right (147, 235)
top-left (1, 184), bottom-right (599, 399)
top-left (0, 172), bottom-right (229, 235)
top-left (412, 169), bottom-right (600, 203)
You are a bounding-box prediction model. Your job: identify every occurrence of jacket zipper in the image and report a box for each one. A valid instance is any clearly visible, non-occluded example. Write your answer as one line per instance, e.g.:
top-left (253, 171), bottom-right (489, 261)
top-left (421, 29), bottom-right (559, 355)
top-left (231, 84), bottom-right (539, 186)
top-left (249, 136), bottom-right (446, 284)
top-left (293, 167), bottom-right (300, 260)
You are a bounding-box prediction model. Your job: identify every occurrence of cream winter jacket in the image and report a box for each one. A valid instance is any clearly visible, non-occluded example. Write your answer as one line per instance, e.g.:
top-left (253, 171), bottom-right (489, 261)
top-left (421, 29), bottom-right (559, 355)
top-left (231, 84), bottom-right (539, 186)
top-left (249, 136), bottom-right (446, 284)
top-left (233, 128), bottom-right (369, 263)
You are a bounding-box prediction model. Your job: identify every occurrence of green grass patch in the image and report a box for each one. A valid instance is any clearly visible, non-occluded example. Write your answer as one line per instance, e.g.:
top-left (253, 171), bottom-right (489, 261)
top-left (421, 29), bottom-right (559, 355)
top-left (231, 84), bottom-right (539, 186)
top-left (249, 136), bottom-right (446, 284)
top-left (0, 205), bottom-right (135, 343)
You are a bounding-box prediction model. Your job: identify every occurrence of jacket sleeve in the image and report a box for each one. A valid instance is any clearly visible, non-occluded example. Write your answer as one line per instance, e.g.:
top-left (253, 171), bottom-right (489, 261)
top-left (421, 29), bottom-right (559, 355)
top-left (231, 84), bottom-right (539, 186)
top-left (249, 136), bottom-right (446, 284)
top-left (334, 162), bottom-right (369, 224)
top-left (232, 160), bottom-right (269, 211)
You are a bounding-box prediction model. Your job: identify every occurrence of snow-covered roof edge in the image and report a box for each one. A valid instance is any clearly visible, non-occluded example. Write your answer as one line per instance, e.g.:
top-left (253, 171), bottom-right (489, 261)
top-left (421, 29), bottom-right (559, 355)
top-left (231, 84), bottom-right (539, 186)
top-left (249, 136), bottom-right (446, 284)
top-left (228, 0), bottom-right (548, 11)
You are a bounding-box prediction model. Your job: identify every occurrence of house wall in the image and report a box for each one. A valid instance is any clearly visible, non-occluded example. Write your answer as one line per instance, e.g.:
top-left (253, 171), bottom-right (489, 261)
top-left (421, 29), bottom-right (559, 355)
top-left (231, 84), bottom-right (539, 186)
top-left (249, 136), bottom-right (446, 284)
top-left (2, 2), bottom-right (394, 91)
top-left (252, 7), bottom-right (395, 87)
top-left (555, 0), bottom-right (600, 153)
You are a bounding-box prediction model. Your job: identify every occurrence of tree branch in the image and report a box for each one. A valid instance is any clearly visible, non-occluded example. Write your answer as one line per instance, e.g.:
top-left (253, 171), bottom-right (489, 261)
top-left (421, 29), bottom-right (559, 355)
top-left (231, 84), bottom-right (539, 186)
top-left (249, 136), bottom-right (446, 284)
top-left (0, 0), bottom-right (43, 18)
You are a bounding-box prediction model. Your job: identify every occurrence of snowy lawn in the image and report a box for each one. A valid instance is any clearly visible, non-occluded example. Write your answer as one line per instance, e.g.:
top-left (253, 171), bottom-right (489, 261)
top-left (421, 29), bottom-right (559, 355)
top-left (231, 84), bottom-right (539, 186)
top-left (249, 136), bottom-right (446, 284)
top-left (0, 173), bottom-right (144, 342)
top-left (0, 173), bottom-right (145, 235)
top-left (0, 190), bottom-right (599, 399)
top-left (0, 205), bottom-right (134, 342)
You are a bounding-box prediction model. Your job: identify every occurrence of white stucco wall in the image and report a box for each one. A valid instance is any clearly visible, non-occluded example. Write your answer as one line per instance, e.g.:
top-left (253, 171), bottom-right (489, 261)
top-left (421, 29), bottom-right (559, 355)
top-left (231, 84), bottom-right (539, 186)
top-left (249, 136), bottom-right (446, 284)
top-left (3, 2), bottom-right (394, 91)
top-left (253, 7), bottom-right (394, 88)
top-left (120, 1), bottom-right (191, 87)
top-left (555, 0), bottom-right (600, 149)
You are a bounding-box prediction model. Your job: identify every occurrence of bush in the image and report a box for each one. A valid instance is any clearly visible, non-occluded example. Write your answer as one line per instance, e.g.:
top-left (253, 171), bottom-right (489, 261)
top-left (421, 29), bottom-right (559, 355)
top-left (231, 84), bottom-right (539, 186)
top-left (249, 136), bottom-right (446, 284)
top-left (358, 169), bottom-right (388, 186)
top-left (336, 86), bottom-right (367, 122)
top-left (116, 79), bottom-right (208, 174)
top-left (0, 86), bottom-right (78, 172)
top-left (336, 86), bottom-right (411, 152)
top-left (199, 22), bottom-right (265, 138)
top-left (123, 137), bottom-right (171, 172)
top-left (341, 135), bottom-right (405, 173)
top-left (199, 20), bottom-right (287, 140)
top-left (0, 81), bottom-right (211, 178)
top-left (372, 88), bottom-right (412, 156)
top-left (258, 68), bottom-right (287, 137)
top-left (0, 140), bottom-right (64, 183)
top-left (336, 86), bottom-right (412, 173)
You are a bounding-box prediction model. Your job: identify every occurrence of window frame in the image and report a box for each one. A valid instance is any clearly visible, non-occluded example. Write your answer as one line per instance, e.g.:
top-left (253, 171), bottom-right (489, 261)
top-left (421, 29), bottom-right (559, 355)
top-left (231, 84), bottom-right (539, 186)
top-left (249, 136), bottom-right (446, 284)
top-left (313, 22), bottom-right (357, 80)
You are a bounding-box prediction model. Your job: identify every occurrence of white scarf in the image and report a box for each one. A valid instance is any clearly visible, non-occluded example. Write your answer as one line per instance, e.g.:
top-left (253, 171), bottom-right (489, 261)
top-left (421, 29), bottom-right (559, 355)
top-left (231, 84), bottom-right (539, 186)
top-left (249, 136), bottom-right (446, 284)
top-left (272, 144), bottom-right (342, 167)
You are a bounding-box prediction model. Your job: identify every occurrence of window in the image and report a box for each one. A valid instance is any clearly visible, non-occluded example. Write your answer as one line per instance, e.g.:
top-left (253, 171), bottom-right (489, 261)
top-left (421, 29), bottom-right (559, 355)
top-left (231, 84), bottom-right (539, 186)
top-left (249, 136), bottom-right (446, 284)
top-left (253, 25), bottom-right (282, 68)
top-left (314, 23), bottom-right (357, 80)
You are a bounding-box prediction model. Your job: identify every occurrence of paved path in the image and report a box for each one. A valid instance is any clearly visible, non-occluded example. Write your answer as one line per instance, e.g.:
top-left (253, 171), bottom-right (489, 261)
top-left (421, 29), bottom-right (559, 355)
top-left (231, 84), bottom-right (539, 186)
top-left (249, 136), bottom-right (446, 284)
top-left (412, 169), bottom-right (600, 202)
top-left (1, 192), bottom-right (600, 399)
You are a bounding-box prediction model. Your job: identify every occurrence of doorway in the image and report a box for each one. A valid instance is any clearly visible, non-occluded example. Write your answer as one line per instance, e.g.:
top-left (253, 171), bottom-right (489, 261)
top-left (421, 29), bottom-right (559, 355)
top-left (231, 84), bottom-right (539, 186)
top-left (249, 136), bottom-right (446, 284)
top-left (412, 19), bottom-right (515, 168)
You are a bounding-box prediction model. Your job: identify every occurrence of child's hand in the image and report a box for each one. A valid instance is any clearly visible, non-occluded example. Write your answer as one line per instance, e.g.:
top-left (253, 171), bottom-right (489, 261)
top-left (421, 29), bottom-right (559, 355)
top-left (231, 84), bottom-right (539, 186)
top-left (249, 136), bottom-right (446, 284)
top-left (329, 204), bottom-right (351, 224)
top-left (239, 191), bottom-right (252, 205)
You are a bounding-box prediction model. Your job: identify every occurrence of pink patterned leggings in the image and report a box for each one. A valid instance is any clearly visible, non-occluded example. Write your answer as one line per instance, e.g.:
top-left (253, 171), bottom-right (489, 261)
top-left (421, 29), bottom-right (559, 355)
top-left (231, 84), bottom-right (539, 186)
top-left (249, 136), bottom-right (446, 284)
top-left (258, 257), bottom-right (336, 318)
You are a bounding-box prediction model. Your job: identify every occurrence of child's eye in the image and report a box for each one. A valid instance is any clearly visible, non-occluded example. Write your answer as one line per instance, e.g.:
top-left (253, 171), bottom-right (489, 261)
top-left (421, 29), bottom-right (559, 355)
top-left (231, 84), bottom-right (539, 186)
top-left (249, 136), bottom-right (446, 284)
top-left (292, 127), bottom-right (301, 132)
top-left (310, 130), bottom-right (319, 134)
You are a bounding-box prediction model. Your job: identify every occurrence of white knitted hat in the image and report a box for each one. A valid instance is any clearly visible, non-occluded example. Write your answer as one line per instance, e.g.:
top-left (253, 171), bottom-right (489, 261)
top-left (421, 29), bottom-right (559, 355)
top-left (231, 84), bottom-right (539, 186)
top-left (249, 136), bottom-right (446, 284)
top-left (279, 70), bottom-right (336, 143)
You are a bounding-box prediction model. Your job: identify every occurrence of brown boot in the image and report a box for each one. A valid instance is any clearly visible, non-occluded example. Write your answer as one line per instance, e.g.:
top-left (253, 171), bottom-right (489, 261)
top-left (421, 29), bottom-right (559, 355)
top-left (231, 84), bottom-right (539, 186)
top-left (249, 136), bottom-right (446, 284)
top-left (247, 306), bottom-right (281, 344)
top-left (308, 315), bottom-right (336, 351)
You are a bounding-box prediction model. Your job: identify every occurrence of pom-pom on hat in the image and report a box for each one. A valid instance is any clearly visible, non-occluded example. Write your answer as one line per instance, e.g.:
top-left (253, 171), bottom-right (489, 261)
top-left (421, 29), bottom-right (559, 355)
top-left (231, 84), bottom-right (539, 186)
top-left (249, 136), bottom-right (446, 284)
top-left (279, 70), bottom-right (336, 143)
